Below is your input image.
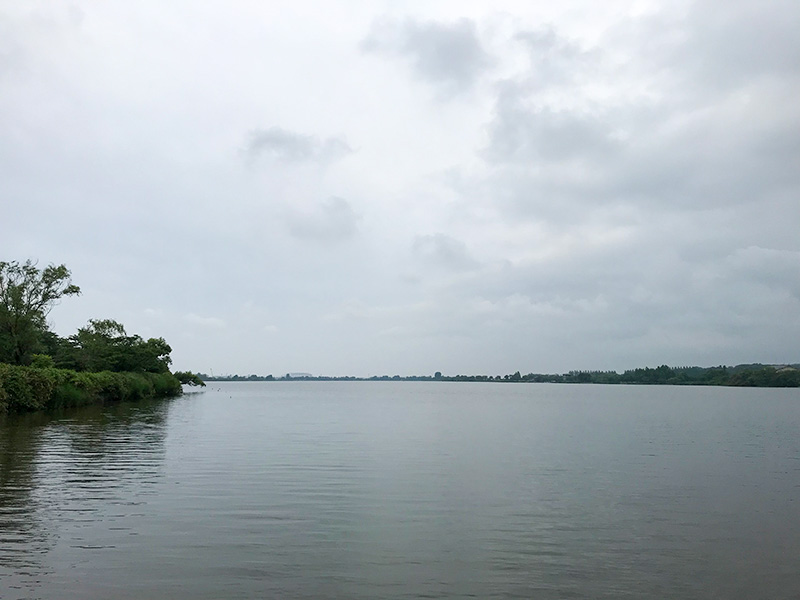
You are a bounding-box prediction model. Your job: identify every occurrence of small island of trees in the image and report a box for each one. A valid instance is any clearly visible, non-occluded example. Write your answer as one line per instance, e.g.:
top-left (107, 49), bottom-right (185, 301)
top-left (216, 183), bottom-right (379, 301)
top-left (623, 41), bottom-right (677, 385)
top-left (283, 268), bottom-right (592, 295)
top-left (0, 260), bottom-right (203, 414)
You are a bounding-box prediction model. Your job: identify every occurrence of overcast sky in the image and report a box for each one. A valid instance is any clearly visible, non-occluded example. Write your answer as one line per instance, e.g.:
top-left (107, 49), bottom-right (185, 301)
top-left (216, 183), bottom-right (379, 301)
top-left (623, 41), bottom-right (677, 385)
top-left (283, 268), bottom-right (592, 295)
top-left (2, 0), bottom-right (798, 376)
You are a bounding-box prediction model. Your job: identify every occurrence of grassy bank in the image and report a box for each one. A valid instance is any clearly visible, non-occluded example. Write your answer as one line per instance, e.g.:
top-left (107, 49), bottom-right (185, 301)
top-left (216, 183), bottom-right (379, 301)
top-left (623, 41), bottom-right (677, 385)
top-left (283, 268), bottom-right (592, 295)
top-left (0, 363), bottom-right (182, 414)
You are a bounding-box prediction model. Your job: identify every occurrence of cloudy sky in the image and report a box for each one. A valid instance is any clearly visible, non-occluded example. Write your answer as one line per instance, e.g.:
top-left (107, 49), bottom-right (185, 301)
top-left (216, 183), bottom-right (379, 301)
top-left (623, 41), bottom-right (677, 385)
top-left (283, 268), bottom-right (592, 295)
top-left (2, 0), bottom-right (798, 376)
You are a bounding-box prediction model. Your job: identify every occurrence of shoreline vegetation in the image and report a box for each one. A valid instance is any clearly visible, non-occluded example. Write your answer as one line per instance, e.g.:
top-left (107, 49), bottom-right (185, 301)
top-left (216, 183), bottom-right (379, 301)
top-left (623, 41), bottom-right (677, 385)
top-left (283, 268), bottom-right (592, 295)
top-left (1, 260), bottom-right (203, 414)
top-left (199, 363), bottom-right (800, 388)
top-left (0, 364), bottom-right (182, 414)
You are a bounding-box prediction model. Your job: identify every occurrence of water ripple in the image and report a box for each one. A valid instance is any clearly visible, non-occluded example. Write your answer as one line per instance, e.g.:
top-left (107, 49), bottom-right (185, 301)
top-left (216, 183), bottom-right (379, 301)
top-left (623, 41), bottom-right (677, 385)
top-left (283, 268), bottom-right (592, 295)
top-left (2, 385), bottom-right (800, 599)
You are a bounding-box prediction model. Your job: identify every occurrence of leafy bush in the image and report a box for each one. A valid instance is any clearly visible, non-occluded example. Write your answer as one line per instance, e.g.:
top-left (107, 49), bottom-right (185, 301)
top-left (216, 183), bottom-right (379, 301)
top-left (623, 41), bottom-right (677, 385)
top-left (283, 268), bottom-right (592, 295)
top-left (150, 372), bottom-right (182, 397)
top-left (0, 364), bottom-right (183, 414)
top-left (30, 354), bottom-right (55, 369)
top-left (50, 383), bottom-right (90, 409)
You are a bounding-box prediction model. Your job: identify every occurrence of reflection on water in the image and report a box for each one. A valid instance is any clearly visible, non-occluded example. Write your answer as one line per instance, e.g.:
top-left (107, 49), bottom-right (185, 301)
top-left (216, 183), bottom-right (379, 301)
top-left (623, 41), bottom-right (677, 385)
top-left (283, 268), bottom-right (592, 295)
top-left (0, 400), bottom-right (170, 599)
top-left (1, 383), bottom-right (799, 599)
top-left (0, 413), bottom-right (49, 578)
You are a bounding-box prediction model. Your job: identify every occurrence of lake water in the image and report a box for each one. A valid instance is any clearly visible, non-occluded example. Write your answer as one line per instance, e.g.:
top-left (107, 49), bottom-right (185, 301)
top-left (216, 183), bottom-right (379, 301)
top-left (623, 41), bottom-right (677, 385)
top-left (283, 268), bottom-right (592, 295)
top-left (1, 382), bottom-right (799, 599)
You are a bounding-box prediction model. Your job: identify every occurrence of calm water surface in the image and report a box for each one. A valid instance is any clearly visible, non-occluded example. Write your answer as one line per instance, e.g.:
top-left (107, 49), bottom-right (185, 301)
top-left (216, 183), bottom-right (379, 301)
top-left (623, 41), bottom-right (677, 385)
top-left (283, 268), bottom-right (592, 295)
top-left (1, 382), bottom-right (799, 599)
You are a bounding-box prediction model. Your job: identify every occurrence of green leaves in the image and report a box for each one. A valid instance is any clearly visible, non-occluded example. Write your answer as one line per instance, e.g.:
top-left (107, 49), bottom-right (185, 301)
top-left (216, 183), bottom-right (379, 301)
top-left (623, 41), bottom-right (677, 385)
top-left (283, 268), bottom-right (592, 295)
top-left (0, 259), bottom-right (203, 413)
top-left (70, 319), bottom-right (173, 373)
top-left (0, 260), bottom-right (80, 365)
top-left (0, 364), bottom-right (183, 413)
top-left (173, 371), bottom-right (206, 386)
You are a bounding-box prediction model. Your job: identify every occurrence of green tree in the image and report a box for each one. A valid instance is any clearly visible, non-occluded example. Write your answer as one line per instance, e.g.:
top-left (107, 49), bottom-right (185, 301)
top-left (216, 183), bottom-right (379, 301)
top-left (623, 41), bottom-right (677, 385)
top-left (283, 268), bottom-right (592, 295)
top-left (173, 371), bottom-right (206, 386)
top-left (0, 260), bottom-right (80, 365)
top-left (70, 319), bottom-right (172, 373)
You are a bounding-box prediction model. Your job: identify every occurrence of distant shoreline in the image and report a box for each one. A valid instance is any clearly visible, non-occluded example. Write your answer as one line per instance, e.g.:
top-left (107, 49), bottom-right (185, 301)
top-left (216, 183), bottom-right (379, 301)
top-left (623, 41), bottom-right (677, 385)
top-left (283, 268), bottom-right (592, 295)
top-left (197, 363), bottom-right (800, 388)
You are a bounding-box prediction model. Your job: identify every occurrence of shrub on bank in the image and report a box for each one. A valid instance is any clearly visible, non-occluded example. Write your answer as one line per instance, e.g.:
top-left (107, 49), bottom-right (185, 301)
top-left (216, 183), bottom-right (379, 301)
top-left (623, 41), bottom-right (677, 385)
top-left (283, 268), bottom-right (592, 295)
top-left (0, 363), bottom-right (182, 414)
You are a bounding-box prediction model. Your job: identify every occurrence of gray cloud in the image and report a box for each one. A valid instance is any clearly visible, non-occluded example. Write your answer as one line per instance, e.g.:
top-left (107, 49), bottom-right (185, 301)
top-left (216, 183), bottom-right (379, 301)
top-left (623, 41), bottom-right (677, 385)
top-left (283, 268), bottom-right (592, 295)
top-left (724, 246), bottom-right (800, 300)
top-left (485, 100), bottom-right (620, 165)
top-left (361, 18), bottom-right (492, 93)
top-left (513, 26), bottom-right (597, 90)
top-left (287, 197), bottom-right (359, 242)
top-left (641, 0), bottom-right (800, 95)
top-left (413, 231), bottom-right (800, 370)
top-left (413, 233), bottom-right (479, 271)
top-left (483, 27), bottom-right (610, 165)
top-left (245, 127), bottom-right (352, 163)
top-left (473, 3), bottom-right (800, 224)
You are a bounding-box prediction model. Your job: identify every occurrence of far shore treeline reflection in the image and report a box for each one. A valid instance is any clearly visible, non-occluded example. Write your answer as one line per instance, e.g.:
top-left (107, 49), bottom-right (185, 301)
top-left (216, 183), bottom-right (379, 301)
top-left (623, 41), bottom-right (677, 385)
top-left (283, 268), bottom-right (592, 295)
top-left (200, 363), bottom-right (800, 387)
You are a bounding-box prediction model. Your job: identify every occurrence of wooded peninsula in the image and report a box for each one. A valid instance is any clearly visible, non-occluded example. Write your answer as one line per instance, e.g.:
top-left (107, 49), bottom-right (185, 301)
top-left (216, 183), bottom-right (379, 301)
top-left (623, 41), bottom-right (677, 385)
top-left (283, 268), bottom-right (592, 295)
top-left (0, 260), bottom-right (203, 414)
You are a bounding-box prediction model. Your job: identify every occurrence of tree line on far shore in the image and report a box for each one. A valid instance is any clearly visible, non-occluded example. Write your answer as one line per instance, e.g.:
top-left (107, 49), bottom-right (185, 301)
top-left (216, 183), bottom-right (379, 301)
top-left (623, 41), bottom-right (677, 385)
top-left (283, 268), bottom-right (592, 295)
top-left (198, 363), bottom-right (800, 387)
top-left (509, 364), bottom-right (800, 387)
